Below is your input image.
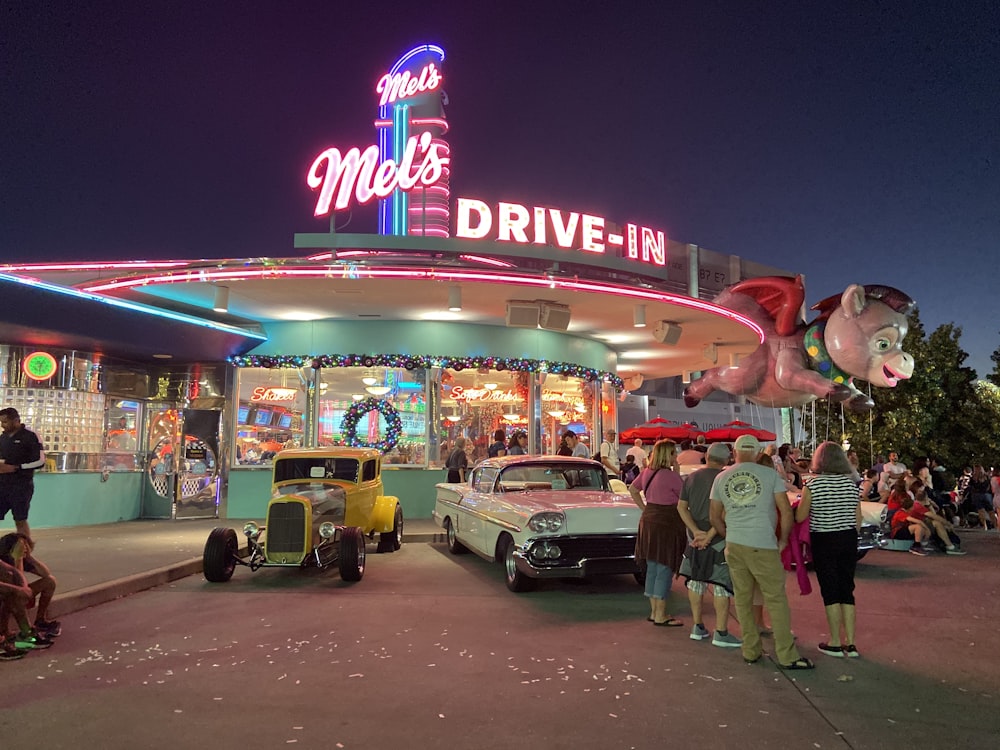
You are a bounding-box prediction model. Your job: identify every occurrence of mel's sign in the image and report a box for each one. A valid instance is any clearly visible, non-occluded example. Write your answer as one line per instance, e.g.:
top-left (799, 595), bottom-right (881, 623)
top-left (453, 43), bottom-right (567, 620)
top-left (306, 47), bottom-right (666, 268)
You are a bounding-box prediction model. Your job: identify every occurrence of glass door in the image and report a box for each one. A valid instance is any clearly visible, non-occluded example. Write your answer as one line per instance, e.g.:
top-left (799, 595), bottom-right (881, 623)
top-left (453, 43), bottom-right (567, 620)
top-left (141, 406), bottom-right (221, 519)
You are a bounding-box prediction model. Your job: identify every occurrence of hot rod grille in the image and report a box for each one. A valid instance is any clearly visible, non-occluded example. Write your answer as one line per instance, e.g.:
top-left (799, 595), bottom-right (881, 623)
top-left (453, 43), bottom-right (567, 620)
top-left (266, 502), bottom-right (307, 554)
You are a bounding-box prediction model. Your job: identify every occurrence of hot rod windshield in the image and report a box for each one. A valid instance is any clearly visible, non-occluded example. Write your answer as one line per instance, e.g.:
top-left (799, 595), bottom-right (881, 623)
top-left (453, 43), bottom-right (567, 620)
top-left (496, 462), bottom-right (609, 492)
top-left (274, 457), bottom-right (360, 484)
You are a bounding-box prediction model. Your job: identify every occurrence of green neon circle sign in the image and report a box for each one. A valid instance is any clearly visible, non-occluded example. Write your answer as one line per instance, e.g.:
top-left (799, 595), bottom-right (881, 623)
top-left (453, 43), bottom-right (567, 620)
top-left (23, 351), bottom-right (58, 381)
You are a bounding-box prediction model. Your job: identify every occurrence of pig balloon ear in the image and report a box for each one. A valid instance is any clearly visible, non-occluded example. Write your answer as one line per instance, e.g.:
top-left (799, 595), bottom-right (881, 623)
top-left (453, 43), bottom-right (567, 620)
top-left (840, 285), bottom-right (867, 318)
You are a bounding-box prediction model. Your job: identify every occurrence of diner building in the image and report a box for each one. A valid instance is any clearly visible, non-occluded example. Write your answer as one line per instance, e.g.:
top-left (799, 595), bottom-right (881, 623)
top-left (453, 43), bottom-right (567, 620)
top-left (0, 44), bottom-right (791, 528)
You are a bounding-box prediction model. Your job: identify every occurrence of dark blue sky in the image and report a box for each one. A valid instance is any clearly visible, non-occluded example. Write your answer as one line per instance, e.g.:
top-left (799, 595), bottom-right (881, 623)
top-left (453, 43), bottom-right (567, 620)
top-left (3, 2), bottom-right (998, 375)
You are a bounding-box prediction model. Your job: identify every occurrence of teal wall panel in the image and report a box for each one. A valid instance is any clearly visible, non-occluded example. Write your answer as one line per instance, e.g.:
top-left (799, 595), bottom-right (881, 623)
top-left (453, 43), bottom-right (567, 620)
top-left (251, 321), bottom-right (617, 372)
top-left (24, 473), bottom-right (144, 529)
top-left (222, 467), bottom-right (444, 521)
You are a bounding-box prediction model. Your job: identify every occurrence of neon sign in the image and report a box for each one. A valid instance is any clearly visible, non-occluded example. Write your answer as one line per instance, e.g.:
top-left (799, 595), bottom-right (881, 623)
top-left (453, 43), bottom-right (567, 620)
top-left (455, 199), bottom-right (665, 265)
top-left (450, 386), bottom-right (519, 402)
top-left (250, 386), bottom-right (297, 402)
top-left (309, 132), bottom-right (450, 216)
top-left (376, 62), bottom-right (442, 107)
top-left (23, 351), bottom-right (57, 381)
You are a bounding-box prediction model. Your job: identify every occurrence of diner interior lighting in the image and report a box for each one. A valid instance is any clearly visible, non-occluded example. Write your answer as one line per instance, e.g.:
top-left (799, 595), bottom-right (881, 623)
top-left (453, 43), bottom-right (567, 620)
top-left (352, 394), bottom-right (364, 401)
top-left (483, 382), bottom-right (498, 390)
top-left (212, 285), bottom-right (230, 313)
top-left (633, 304), bottom-right (646, 327)
top-left (362, 372), bottom-right (378, 386)
top-left (502, 412), bottom-right (521, 423)
top-left (365, 385), bottom-right (391, 396)
top-left (547, 410), bottom-right (566, 419)
top-left (445, 414), bottom-right (462, 423)
top-left (447, 285), bottom-right (462, 311)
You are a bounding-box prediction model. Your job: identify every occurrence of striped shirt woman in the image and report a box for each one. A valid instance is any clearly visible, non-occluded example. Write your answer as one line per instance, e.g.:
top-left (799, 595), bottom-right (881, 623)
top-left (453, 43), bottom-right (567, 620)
top-left (794, 441), bottom-right (863, 658)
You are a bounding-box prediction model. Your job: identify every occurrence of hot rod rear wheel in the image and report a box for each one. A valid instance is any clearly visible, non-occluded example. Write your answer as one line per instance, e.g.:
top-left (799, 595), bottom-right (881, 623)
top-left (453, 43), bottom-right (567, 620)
top-left (500, 534), bottom-right (536, 593)
top-left (203, 527), bottom-right (238, 583)
top-left (339, 526), bottom-right (366, 581)
top-left (444, 517), bottom-right (468, 554)
top-left (377, 505), bottom-right (404, 553)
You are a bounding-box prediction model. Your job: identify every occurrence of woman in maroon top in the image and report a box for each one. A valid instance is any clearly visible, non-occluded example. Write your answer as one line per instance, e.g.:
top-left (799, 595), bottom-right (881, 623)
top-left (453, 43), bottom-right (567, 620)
top-left (629, 440), bottom-right (686, 627)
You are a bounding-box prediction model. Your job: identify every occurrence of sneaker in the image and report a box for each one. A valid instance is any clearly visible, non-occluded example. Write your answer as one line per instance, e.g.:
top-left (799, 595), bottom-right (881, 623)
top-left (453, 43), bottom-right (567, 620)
top-left (818, 642), bottom-right (845, 657)
top-left (14, 630), bottom-right (54, 650)
top-left (945, 546), bottom-right (967, 556)
top-left (1, 639), bottom-right (29, 661)
top-left (844, 645), bottom-right (860, 658)
top-left (690, 623), bottom-right (710, 641)
top-left (909, 544), bottom-right (928, 556)
top-left (712, 631), bottom-right (742, 648)
top-left (34, 618), bottom-right (61, 637)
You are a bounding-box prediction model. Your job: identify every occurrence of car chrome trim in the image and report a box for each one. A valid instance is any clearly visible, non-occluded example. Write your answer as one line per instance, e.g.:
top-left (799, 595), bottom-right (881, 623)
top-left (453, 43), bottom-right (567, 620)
top-left (434, 497), bottom-right (522, 533)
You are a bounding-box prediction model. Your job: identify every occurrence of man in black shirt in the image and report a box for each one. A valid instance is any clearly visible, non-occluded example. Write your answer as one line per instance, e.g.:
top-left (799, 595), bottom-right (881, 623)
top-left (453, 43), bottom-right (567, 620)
top-left (0, 408), bottom-right (46, 540)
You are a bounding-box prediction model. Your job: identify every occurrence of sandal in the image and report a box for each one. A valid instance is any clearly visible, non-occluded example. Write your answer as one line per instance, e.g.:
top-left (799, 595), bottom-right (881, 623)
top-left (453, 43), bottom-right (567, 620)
top-left (780, 657), bottom-right (815, 670)
top-left (653, 617), bottom-right (683, 627)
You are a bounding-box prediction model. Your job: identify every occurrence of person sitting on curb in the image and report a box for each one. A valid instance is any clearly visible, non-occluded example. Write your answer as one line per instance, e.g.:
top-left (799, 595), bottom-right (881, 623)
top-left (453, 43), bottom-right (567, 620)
top-left (0, 532), bottom-right (58, 649)
top-left (910, 489), bottom-right (966, 555)
top-left (890, 496), bottom-right (932, 556)
top-left (0, 558), bottom-right (32, 660)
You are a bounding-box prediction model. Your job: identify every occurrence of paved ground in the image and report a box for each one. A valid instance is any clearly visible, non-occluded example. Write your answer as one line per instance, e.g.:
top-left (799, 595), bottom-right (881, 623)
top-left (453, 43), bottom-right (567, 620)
top-left (1, 520), bottom-right (998, 749)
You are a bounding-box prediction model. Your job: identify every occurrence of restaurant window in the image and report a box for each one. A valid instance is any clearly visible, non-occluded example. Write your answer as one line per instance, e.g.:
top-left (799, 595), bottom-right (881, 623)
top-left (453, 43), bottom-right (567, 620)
top-left (317, 366), bottom-right (428, 467)
top-left (233, 368), bottom-right (308, 467)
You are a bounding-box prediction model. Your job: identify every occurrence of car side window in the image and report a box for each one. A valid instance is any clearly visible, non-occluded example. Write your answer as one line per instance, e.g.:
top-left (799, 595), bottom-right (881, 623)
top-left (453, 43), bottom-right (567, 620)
top-left (474, 467), bottom-right (499, 492)
top-left (362, 459), bottom-right (377, 482)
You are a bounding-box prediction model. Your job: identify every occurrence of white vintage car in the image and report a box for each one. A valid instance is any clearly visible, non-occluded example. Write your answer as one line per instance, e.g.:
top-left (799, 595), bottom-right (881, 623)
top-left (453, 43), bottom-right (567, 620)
top-left (433, 455), bottom-right (642, 592)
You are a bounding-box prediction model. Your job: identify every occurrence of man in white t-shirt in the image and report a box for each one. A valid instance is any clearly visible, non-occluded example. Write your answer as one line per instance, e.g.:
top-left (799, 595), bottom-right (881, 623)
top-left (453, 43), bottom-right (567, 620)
top-left (625, 439), bottom-right (647, 469)
top-left (599, 430), bottom-right (620, 476)
top-left (709, 434), bottom-right (812, 671)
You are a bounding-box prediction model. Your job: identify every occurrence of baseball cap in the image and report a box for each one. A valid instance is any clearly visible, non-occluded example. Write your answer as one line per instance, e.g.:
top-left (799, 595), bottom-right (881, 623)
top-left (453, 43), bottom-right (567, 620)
top-left (733, 435), bottom-right (761, 453)
top-left (707, 443), bottom-right (731, 463)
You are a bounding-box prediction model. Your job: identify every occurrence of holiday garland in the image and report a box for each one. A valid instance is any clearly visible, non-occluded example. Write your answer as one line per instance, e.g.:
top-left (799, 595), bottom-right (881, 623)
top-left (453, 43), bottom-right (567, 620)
top-left (340, 397), bottom-right (402, 453)
top-left (227, 353), bottom-right (624, 391)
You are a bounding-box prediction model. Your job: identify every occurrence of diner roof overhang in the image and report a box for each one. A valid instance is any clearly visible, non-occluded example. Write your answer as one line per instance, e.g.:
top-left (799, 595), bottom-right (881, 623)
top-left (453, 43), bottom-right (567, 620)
top-left (0, 273), bottom-right (266, 365)
top-left (3, 236), bottom-right (765, 378)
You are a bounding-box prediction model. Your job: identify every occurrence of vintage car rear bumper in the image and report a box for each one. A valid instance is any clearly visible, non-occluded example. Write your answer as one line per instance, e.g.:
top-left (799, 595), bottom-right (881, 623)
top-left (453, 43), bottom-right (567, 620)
top-left (513, 534), bottom-right (639, 579)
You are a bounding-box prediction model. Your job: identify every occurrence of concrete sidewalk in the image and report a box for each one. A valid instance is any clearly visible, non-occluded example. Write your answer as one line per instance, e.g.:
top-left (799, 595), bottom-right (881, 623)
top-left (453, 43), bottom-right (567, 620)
top-left (19, 517), bottom-right (443, 619)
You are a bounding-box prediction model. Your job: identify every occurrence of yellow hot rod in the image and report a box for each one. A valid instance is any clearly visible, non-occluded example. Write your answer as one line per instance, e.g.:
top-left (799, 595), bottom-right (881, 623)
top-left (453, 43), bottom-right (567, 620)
top-left (203, 447), bottom-right (403, 583)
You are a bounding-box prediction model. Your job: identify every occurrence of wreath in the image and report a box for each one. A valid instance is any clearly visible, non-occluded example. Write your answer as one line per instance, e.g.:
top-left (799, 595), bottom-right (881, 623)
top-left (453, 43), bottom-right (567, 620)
top-left (341, 397), bottom-right (403, 453)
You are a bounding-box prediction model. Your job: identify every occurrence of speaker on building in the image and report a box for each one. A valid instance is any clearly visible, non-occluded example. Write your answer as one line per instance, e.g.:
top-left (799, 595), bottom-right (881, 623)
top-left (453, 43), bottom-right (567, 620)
top-left (651, 320), bottom-right (683, 345)
top-left (540, 303), bottom-right (571, 331)
top-left (506, 301), bottom-right (541, 328)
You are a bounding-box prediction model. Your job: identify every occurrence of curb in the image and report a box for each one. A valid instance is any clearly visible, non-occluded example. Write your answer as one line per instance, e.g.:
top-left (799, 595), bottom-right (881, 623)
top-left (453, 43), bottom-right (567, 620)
top-left (49, 532), bottom-right (445, 618)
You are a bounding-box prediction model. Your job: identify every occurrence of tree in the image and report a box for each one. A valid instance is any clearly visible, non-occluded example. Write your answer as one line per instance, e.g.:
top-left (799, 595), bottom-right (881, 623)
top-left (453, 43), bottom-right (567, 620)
top-left (988, 338), bottom-right (1000, 387)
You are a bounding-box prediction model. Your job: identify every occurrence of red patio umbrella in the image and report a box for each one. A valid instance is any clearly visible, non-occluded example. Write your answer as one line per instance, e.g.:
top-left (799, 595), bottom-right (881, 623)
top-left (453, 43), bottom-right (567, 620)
top-left (619, 417), bottom-right (678, 442)
top-left (658, 422), bottom-right (706, 442)
top-left (704, 420), bottom-right (777, 443)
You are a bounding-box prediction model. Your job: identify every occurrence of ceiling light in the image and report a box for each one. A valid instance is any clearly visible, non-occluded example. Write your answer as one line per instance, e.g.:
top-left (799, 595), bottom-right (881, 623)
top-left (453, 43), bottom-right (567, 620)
top-left (502, 413), bottom-right (521, 423)
top-left (445, 415), bottom-right (462, 423)
top-left (633, 304), bottom-right (646, 328)
top-left (547, 410), bottom-right (566, 419)
top-left (448, 285), bottom-right (462, 311)
top-left (365, 385), bottom-right (391, 396)
top-left (361, 371), bottom-right (378, 386)
top-left (352, 394), bottom-right (364, 401)
top-left (483, 382), bottom-right (498, 390)
top-left (212, 285), bottom-right (230, 313)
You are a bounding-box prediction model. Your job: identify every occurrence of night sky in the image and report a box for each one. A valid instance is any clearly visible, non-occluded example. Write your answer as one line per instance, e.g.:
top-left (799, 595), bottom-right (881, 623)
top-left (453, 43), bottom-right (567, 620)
top-left (3, 2), bottom-right (998, 375)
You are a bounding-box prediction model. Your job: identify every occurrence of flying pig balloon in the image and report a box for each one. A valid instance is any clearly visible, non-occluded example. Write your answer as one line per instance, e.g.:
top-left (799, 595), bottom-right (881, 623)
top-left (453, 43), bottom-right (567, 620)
top-left (684, 276), bottom-right (915, 413)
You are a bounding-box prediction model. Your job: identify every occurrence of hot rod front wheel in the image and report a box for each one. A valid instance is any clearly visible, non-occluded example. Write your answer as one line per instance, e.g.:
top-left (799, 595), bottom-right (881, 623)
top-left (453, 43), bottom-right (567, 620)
top-left (203, 527), bottom-right (238, 582)
top-left (339, 526), bottom-right (366, 582)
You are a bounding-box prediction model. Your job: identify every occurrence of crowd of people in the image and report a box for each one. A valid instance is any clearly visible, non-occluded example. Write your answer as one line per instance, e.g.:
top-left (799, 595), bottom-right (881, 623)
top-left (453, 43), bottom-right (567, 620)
top-left (622, 432), bottom-right (992, 669)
